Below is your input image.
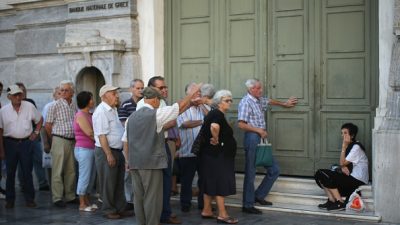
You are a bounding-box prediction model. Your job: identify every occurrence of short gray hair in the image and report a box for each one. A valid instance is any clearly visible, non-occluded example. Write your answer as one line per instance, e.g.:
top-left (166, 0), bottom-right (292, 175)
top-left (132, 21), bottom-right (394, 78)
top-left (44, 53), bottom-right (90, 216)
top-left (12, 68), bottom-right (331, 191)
top-left (185, 82), bottom-right (197, 94)
top-left (212, 89), bottom-right (232, 105)
top-left (200, 83), bottom-right (215, 98)
top-left (60, 80), bottom-right (74, 89)
top-left (245, 78), bottom-right (260, 89)
top-left (130, 79), bottom-right (144, 87)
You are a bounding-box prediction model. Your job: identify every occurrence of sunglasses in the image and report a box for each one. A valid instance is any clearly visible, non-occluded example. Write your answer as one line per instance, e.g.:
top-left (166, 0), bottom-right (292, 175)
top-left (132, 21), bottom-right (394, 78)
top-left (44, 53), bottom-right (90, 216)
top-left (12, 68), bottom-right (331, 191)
top-left (222, 99), bottom-right (233, 103)
top-left (155, 86), bottom-right (168, 90)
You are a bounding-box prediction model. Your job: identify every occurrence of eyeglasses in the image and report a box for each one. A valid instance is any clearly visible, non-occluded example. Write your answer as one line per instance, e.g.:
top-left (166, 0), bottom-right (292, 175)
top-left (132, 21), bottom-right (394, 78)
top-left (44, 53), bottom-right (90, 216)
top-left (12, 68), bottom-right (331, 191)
top-left (60, 89), bottom-right (70, 92)
top-left (155, 86), bottom-right (168, 90)
top-left (222, 99), bottom-right (233, 103)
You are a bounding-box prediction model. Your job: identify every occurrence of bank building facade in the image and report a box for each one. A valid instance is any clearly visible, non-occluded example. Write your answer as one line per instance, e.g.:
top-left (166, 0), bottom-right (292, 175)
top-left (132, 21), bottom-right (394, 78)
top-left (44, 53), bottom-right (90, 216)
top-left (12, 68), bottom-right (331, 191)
top-left (0, 0), bottom-right (400, 223)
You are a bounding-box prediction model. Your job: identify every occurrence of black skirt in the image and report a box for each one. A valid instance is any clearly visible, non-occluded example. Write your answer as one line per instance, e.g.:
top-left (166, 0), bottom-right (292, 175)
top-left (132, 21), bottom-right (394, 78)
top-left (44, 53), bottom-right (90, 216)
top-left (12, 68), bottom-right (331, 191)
top-left (199, 148), bottom-right (236, 197)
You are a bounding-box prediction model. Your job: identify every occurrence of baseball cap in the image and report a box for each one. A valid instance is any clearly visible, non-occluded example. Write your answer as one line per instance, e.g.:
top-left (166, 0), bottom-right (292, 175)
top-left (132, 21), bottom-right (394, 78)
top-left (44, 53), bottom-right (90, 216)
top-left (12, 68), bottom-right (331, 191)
top-left (99, 84), bottom-right (119, 97)
top-left (7, 85), bottom-right (23, 95)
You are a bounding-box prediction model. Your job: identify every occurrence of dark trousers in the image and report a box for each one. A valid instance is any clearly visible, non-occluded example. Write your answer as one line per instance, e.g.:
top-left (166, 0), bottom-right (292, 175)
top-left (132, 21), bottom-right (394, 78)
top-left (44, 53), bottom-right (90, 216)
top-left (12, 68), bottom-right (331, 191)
top-left (4, 138), bottom-right (35, 203)
top-left (179, 157), bottom-right (203, 209)
top-left (160, 143), bottom-right (172, 222)
top-left (95, 147), bottom-right (126, 214)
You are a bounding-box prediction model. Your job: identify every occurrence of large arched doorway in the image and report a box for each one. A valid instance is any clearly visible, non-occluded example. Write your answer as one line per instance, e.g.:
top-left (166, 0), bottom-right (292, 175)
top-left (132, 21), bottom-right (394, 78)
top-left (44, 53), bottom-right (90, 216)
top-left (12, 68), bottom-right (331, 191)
top-left (75, 66), bottom-right (105, 106)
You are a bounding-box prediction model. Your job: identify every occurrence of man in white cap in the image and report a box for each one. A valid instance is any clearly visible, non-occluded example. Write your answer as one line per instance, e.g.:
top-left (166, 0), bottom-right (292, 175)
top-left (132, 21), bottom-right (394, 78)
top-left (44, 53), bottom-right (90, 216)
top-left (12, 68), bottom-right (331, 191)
top-left (0, 85), bottom-right (43, 208)
top-left (45, 80), bottom-right (78, 207)
top-left (93, 84), bottom-right (132, 219)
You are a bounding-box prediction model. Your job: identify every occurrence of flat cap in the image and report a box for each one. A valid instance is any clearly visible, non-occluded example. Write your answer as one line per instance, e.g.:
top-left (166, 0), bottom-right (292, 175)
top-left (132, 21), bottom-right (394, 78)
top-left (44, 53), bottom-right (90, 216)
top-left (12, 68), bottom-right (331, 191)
top-left (142, 87), bottom-right (162, 99)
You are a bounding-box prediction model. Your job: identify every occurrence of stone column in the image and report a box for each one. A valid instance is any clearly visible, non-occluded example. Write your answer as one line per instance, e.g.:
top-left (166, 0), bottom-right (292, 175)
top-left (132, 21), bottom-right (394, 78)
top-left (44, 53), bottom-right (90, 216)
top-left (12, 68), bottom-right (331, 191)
top-left (373, 0), bottom-right (400, 223)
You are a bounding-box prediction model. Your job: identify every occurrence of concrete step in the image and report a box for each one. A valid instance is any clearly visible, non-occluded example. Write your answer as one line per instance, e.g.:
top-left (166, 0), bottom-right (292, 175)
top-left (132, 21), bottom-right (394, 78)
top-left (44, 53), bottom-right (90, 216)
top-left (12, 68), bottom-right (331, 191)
top-left (234, 174), bottom-right (374, 211)
top-left (181, 174), bottom-right (378, 221)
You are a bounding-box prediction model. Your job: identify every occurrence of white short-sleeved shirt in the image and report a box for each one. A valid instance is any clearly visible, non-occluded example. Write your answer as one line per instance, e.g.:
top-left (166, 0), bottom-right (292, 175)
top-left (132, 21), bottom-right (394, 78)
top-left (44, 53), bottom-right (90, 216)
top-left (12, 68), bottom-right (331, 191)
top-left (122, 103), bottom-right (179, 142)
top-left (0, 101), bottom-right (41, 138)
top-left (346, 144), bottom-right (369, 184)
top-left (93, 101), bottom-right (124, 149)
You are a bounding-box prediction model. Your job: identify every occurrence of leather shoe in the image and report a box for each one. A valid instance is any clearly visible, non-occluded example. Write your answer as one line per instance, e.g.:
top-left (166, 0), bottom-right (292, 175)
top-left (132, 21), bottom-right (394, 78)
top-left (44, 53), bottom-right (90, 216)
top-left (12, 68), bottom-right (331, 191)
top-left (105, 213), bottom-right (121, 219)
top-left (54, 200), bottom-right (66, 208)
top-left (161, 216), bottom-right (182, 224)
top-left (39, 185), bottom-right (50, 191)
top-left (118, 210), bottom-right (134, 217)
top-left (255, 198), bottom-right (273, 206)
top-left (26, 201), bottom-right (37, 208)
top-left (242, 207), bottom-right (262, 214)
top-left (5, 202), bottom-right (14, 209)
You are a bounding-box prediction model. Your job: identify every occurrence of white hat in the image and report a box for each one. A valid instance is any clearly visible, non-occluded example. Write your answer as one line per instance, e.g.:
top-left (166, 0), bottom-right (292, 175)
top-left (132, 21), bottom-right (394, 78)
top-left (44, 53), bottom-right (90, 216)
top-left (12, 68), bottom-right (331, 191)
top-left (99, 84), bottom-right (119, 97)
top-left (7, 84), bottom-right (23, 95)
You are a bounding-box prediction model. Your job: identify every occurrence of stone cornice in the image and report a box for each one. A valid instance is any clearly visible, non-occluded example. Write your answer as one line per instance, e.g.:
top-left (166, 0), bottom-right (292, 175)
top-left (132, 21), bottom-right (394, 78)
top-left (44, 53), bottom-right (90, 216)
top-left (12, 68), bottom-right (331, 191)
top-left (4, 0), bottom-right (66, 11)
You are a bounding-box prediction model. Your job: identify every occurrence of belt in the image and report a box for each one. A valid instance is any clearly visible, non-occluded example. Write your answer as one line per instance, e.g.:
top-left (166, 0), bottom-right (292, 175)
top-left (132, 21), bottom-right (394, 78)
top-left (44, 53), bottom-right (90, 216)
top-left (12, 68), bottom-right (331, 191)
top-left (5, 136), bottom-right (30, 142)
top-left (165, 138), bottom-right (176, 142)
top-left (110, 147), bottom-right (123, 152)
top-left (53, 134), bottom-right (75, 141)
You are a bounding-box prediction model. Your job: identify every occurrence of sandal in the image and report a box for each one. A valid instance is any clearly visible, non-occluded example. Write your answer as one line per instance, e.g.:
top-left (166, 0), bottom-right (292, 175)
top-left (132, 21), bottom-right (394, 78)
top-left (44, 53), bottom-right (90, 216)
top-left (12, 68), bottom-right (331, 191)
top-left (79, 206), bottom-right (94, 212)
top-left (201, 213), bottom-right (217, 219)
top-left (217, 216), bottom-right (239, 224)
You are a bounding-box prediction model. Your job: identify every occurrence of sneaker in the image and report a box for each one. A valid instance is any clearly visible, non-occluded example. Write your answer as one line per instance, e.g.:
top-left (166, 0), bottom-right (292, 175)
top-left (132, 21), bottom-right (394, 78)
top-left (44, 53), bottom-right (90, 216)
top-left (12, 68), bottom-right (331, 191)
top-left (318, 199), bottom-right (334, 209)
top-left (327, 200), bottom-right (346, 211)
top-left (54, 200), bottom-right (66, 208)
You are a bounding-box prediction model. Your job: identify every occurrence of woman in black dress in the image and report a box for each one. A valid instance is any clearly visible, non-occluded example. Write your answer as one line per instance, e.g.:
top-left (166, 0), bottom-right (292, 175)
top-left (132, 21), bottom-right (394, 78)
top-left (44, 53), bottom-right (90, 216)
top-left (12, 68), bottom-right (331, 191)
top-left (200, 90), bottom-right (238, 224)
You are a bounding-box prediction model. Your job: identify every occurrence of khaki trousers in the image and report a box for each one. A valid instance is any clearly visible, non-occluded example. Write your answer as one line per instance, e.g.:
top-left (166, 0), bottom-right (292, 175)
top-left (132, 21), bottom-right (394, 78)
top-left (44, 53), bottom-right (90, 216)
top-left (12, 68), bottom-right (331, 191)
top-left (50, 136), bottom-right (76, 202)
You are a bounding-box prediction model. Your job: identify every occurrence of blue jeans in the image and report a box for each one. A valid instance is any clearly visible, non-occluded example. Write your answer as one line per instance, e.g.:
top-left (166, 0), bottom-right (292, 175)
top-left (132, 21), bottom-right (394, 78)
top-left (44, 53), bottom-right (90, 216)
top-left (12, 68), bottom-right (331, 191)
top-left (74, 147), bottom-right (96, 195)
top-left (178, 157), bottom-right (203, 209)
top-left (4, 138), bottom-right (35, 203)
top-left (160, 142), bottom-right (172, 222)
top-left (242, 132), bottom-right (280, 208)
top-left (18, 139), bottom-right (48, 188)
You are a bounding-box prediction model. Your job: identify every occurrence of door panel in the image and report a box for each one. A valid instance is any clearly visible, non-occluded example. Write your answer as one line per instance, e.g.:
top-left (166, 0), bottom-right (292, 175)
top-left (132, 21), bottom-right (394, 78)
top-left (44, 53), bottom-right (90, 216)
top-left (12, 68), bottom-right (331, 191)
top-left (166, 0), bottom-right (377, 176)
top-left (269, 0), bottom-right (314, 175)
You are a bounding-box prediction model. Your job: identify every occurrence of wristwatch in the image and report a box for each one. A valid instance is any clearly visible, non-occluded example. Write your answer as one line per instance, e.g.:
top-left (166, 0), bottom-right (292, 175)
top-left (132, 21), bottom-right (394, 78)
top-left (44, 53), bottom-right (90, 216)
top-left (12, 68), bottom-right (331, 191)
top-left (33, 130), bottom-right (40, 135)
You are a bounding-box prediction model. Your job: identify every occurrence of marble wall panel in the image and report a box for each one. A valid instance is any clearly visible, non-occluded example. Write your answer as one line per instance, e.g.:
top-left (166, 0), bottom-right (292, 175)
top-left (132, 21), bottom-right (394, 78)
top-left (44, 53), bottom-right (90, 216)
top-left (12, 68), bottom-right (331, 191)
top-left (14, 56), bottom-right (66, 90)
top-left (16, 5), bottom-right (67, 26)
top-left (0, 32), bottom-right (15, 58)
top-left (15, 26), bottom-right (65, 55)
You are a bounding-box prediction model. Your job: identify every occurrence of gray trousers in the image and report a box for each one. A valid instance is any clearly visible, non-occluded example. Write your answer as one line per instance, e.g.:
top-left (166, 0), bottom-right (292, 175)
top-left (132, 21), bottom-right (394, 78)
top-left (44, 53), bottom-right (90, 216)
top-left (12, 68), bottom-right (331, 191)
top-left (95, 147), bottom-right (126, 214)
top-left (131, 169), bottom-right (163, 225)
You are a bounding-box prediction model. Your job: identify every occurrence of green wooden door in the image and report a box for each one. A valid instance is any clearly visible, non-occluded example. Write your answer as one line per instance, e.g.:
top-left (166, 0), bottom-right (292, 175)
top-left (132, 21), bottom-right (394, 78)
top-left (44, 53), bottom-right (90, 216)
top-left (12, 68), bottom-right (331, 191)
top-left (165, 0), bottom-right (377, 176)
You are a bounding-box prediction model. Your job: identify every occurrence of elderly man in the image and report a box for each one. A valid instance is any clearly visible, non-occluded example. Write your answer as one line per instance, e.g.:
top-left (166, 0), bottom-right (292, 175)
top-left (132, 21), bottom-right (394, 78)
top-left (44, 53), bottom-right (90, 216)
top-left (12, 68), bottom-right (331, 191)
top-left (45, 80), bottom-right (77, 207)
top-left (238, 78), bottom-right (298, 214)
top-left (125, 84), bottom-right (201, 225)
top-left (137, 76), bottom-right (180, 224)
top-left (16, 82), bottom-right (50, 192)
top-left (118, 79), bottom-right (144, 210)
top-left (93, 84), bottom-right (132, 219)
top-left (0, 85), bottom-right (43, 208)
top-left (177, 83), bottom-right (208, 212)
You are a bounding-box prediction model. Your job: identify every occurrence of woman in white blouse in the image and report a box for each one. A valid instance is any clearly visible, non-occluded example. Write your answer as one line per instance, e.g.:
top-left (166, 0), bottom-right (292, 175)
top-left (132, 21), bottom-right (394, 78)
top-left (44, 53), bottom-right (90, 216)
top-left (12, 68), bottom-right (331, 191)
top-left (314, 123), bottom-right (369, 211)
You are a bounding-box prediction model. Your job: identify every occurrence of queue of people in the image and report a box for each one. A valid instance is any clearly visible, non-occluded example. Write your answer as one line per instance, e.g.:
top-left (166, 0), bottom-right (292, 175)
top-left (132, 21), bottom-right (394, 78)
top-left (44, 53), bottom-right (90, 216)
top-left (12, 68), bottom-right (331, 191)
top-left (0, 77), bottom-right (369, 225)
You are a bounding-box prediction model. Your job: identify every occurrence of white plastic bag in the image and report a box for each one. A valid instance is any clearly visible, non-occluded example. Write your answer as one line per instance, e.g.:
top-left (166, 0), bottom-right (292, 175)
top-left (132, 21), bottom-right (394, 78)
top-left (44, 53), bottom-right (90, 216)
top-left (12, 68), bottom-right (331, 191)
top-left (346, 189), bottom-right (366, 212)
top-left (42, 152), bottom-right (52, 168)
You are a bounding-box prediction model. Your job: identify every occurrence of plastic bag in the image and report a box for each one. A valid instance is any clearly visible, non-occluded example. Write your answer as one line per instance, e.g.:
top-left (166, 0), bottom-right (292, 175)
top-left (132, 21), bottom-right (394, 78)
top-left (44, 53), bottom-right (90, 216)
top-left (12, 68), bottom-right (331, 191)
top-left (42, 152), bottom-right (52, 168)
top-left (346, 189), bottom-right (366, 212)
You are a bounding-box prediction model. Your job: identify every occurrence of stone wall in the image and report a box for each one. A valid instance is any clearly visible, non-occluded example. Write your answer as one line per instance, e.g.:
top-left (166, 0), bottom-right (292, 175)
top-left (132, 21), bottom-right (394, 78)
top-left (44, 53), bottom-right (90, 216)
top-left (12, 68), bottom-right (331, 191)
top-left (0, 0), bottom-right (141, 110)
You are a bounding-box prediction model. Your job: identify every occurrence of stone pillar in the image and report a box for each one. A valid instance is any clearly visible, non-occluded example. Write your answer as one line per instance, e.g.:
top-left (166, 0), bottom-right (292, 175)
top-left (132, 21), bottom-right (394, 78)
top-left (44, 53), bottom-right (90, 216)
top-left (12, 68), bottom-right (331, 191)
top-left (373, 0), bottom-right (400, 223)
top-left (137, 0), bottom-right (164, 84)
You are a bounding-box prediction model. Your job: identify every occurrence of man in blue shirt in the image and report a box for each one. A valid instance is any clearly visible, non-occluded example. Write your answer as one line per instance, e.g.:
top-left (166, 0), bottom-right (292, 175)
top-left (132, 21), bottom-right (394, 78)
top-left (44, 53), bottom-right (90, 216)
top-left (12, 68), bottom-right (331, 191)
top-left (238, 78), bottom-right (297, 214)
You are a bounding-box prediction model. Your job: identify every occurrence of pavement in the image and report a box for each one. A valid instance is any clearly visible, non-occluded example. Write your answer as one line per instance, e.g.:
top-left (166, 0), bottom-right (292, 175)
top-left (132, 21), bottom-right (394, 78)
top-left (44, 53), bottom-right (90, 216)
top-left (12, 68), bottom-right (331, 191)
top-left (0, 189), bottom-right (397, 225)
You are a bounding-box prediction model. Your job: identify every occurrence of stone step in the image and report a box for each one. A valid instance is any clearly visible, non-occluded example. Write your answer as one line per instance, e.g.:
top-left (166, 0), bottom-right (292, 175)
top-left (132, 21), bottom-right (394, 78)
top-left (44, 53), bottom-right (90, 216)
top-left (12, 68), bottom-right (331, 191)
top-left (234, 174), bottom-right (374, 210)
top-left (182, 174), bottom-right (377, 221)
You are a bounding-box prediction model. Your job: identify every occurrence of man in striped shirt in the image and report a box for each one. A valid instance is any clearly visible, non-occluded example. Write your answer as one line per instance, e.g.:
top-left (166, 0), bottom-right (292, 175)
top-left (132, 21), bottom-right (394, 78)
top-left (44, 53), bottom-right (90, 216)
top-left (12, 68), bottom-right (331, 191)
top-left (238, 78), bottom-right (297, 214)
